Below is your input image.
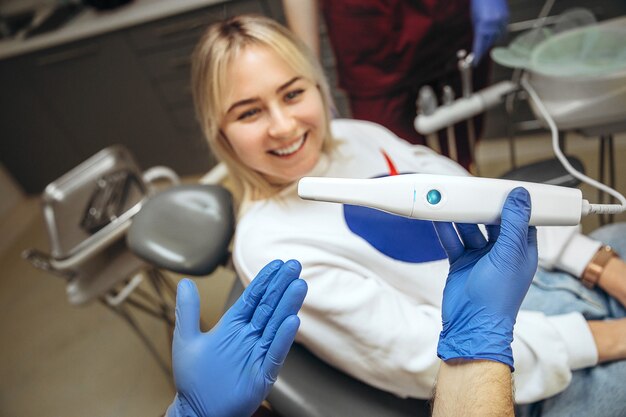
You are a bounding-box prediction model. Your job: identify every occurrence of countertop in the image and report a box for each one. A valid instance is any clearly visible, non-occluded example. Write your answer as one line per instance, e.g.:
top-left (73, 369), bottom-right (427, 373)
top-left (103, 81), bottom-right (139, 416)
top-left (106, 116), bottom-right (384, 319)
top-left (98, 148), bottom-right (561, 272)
top-left (0, 0), bottom-right (231, 60)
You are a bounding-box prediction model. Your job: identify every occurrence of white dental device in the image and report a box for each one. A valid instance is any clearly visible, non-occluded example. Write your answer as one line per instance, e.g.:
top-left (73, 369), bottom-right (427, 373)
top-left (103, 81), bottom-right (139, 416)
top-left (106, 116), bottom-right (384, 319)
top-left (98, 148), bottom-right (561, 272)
top-left (298, 174), bottom-right (587, 226)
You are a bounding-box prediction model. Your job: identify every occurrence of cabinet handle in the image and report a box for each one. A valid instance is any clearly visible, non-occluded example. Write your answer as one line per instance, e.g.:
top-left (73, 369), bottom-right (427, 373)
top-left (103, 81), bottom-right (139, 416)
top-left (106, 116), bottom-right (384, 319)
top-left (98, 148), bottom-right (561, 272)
top-left (152, 14), bottom-right (218, 38)
top-left (37, 44), bottom-right (99, 66)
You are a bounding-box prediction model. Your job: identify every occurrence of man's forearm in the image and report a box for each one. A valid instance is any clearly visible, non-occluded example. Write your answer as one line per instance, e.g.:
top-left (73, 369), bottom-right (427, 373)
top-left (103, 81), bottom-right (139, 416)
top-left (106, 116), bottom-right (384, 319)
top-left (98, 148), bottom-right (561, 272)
top-left (281, 0), bottom-right (320, 57)
top-left (433, 360), bottom-right (514, 417)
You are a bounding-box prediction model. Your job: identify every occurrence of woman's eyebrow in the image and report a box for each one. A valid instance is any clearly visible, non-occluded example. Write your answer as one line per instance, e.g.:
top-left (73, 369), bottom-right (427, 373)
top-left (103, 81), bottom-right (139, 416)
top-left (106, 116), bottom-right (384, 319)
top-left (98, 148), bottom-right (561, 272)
top-left (277, 77), bottom-right (301, 93)
top-left (226, 98), bottom-right (259, 115)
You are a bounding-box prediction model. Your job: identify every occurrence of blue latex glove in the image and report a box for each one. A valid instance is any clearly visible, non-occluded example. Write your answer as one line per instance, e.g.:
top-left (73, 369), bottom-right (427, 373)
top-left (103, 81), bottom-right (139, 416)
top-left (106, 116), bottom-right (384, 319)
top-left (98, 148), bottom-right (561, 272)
top-left (434, 187), bottom-right (538, 369)
top-left (471, 0), bottom-right (510, 64)
top-left (167, 259), bottom-right (307, 417)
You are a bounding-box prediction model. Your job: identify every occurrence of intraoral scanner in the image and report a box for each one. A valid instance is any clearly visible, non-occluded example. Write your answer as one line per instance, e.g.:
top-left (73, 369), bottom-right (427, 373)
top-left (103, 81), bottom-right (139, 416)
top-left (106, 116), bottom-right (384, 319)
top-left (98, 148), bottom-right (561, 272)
top-left (298, 174), bottom-right (625, 226)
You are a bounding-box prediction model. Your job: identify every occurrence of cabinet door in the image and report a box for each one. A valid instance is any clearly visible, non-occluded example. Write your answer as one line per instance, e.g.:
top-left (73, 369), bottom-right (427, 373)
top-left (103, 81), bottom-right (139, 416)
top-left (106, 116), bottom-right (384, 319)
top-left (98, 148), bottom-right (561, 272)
top-left (0, 57), bottom-right (84, 193)
top-left (29, 32), bottom-right (212, 175)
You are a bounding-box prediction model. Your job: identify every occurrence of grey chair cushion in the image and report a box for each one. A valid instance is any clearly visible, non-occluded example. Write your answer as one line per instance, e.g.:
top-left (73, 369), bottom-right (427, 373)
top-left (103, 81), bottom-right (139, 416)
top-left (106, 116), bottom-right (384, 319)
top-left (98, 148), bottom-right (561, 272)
top-left (127, 185), bottom-right (234, 276)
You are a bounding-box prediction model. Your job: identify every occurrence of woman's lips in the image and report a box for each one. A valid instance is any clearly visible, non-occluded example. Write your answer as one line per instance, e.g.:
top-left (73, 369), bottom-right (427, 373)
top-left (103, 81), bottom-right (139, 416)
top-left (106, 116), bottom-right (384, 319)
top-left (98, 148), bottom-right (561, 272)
top-left (269, 132), bottom-right (308, 157)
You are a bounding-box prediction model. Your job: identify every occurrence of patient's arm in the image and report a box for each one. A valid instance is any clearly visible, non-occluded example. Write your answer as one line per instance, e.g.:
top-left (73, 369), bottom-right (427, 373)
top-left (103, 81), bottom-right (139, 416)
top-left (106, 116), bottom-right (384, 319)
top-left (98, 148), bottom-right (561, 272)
top-left (282, 0), bottom-right (321, 57)
top-left (433, 360), bottom-right (514, 417)
top-left (588, 318), bottom-right (626, 363)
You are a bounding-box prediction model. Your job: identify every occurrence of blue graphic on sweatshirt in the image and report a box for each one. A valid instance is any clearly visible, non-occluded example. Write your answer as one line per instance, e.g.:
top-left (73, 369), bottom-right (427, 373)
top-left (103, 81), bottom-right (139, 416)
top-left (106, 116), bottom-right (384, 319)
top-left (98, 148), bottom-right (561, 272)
top-left (343, 203), bottom-right (447, 263)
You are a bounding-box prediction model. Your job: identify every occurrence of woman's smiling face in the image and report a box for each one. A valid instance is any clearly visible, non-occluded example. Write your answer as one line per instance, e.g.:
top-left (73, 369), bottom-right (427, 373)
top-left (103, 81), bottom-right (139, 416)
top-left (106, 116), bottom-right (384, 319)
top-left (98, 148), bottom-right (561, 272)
top-left (220, 44), bottom-right (327, 185)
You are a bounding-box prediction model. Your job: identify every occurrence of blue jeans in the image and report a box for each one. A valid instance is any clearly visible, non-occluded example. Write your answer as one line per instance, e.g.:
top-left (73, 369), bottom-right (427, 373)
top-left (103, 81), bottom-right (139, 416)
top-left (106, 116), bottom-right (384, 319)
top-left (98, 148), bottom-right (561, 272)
top-left (516, 223), bottom-right (626, 417)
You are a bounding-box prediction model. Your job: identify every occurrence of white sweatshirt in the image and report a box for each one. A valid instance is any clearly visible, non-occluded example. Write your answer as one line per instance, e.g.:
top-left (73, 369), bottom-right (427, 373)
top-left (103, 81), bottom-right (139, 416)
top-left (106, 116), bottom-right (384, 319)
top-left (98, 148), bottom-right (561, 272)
top-left (233, 119), bottom-right (600, 403)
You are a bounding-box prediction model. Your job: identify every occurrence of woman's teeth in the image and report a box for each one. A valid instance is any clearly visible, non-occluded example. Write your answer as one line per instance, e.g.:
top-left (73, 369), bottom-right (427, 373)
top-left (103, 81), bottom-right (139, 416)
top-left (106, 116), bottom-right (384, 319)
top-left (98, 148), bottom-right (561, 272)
top-left (272, 134), bottom-right (306, 156)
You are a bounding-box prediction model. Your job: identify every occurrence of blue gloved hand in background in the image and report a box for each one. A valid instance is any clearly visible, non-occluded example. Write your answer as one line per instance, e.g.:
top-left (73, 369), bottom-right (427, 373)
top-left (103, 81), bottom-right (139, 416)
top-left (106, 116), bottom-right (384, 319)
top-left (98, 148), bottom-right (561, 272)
top-left (167, 259), bottom-right (307, 417)
top-left (434, 187), bottom-right (538, 369)
top-left (471, 0), bottom-right (510, 64)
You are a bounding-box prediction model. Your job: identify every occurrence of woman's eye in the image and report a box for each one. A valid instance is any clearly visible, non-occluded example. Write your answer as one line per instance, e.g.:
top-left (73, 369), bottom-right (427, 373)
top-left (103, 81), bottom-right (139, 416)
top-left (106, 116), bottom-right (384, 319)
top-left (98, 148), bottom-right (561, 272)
top-left (285, 89), bottom-right (304, 102)
top-left (237, 108), bottom-right (260, 121)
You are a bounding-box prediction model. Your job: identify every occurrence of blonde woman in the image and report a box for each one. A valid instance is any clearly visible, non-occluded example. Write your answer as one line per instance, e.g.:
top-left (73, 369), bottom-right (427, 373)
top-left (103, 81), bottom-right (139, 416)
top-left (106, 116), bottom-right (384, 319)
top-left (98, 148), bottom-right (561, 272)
top-left (190, 14), bottom-right (626, 417)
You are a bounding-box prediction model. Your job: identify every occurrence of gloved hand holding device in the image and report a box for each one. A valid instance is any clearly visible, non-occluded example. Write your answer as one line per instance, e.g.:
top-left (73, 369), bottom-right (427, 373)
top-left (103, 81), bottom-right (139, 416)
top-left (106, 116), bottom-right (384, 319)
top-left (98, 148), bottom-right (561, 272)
top-left (434, 187), bottom-right (538, 369)
top-left (167, 259), bottom-right (308, 417)
top-left (471, 0), bottom-right (510, 64)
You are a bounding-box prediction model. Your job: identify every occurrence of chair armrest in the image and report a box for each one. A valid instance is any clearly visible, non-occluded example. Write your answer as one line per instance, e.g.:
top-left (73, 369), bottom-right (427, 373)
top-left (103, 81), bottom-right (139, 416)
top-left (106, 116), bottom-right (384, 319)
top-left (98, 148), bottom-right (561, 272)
top-left (143, 166), bottom-right (180, 189)
top-left (48, 203), bottom-right (141, 270)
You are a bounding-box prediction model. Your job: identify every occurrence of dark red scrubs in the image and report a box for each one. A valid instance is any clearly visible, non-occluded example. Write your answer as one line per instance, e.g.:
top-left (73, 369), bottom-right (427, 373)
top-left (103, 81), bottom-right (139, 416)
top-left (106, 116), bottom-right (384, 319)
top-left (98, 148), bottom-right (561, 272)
top-left (319, 0), bottom-right (490, 170)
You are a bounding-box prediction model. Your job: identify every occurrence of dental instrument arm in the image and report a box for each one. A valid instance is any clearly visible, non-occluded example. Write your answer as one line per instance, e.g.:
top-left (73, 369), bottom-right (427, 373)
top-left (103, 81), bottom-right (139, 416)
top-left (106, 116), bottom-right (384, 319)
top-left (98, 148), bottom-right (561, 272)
top-left (414, 81), bottom-right (518, 135)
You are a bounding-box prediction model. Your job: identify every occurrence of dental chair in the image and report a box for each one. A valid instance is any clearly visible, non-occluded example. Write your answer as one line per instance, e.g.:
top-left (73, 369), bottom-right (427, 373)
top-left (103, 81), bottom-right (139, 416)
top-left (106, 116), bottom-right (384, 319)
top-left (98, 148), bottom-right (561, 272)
top-left (126, 166), bottom-right (431, 417)
top-left (23, 146), bottom-right (181, 376)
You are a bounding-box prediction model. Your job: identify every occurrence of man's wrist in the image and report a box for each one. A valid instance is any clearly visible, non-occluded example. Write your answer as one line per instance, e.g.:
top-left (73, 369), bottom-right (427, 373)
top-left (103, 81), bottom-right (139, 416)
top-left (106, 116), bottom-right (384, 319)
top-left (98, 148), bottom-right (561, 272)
top-left (433, 359), bottom-right (514, 417)
top-left (438, 314), bottom-right (515, 369)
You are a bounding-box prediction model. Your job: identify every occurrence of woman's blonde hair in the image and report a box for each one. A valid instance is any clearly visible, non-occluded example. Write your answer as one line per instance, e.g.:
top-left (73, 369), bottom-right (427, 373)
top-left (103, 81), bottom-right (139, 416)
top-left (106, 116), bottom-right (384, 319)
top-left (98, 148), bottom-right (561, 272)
top-left (191, 14), bottom-right (335, 200)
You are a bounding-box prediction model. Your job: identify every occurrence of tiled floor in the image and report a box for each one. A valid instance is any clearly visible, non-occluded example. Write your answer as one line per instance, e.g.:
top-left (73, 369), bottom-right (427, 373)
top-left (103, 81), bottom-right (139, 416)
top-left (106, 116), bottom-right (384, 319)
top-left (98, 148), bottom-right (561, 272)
top-left (0, 131), bottom-right (624, 417)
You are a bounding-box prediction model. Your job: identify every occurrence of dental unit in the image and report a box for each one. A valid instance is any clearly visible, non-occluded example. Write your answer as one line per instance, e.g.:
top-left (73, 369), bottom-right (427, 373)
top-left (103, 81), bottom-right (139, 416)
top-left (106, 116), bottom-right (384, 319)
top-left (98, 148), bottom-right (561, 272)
top-left (298, 9), bottom-right (626, 226)
top-left (299, 9), bottom-right (626, 227)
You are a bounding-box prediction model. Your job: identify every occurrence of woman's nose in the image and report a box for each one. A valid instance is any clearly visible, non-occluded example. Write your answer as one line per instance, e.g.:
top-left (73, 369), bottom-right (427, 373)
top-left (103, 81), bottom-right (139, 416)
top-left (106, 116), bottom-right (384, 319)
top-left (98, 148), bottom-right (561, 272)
top-left (267, 106), bottom-right (297, 139)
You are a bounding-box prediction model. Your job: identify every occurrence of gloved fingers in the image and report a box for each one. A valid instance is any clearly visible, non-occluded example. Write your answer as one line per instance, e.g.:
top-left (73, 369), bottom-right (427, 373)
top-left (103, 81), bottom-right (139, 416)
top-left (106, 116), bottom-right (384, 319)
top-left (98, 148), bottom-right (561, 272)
top-left (262, 315), bottom-right (301, 382)
top-left (491, 187), bottom-right (532, 261)
top-left (260, 279), bottom-right (307, 349)
top-left (233, 260), bottom-right (284, 321)
top-left (472, 36), bottom-right (487, 64)
top-left (433, 221), bottom-right (464, 263)
top-left (471, 0), bottom-right (509, 64)
top-left (528, 225), bottom-right (538, 250)
top-left (486, 223), bottom-right (501, 243)
top-left (456, 223), bottom-right (487, 249)
top-left (250, 260), bottom-right (302, 331)
top-left (174, 279), bottom-right (201, 340)
top-left (473, 33), bottom-right (497, 64)
top-left (527, 225), bottom-right (538, 268)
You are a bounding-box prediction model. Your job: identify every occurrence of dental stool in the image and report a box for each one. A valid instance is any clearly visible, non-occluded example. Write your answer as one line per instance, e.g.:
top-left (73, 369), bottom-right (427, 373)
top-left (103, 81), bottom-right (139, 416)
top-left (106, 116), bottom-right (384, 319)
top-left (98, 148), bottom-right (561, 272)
top-left (127, 183), bottom-right (431, 417)
top-left (23, 146), bottom-right (181, 376)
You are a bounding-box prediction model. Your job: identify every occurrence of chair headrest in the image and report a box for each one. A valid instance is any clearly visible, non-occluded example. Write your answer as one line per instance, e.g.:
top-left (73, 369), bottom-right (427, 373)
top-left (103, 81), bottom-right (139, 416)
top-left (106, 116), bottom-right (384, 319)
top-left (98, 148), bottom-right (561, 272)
top-left (127, 184), bottom-right (234, 276)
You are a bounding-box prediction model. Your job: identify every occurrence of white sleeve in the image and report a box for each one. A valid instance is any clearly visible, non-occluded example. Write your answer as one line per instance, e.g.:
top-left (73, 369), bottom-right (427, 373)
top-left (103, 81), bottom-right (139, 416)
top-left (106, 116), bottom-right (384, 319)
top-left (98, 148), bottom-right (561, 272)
top-left (536, 226), bottom-right (601, 277)
top-left (235, 237), bottom-right (443, 399)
